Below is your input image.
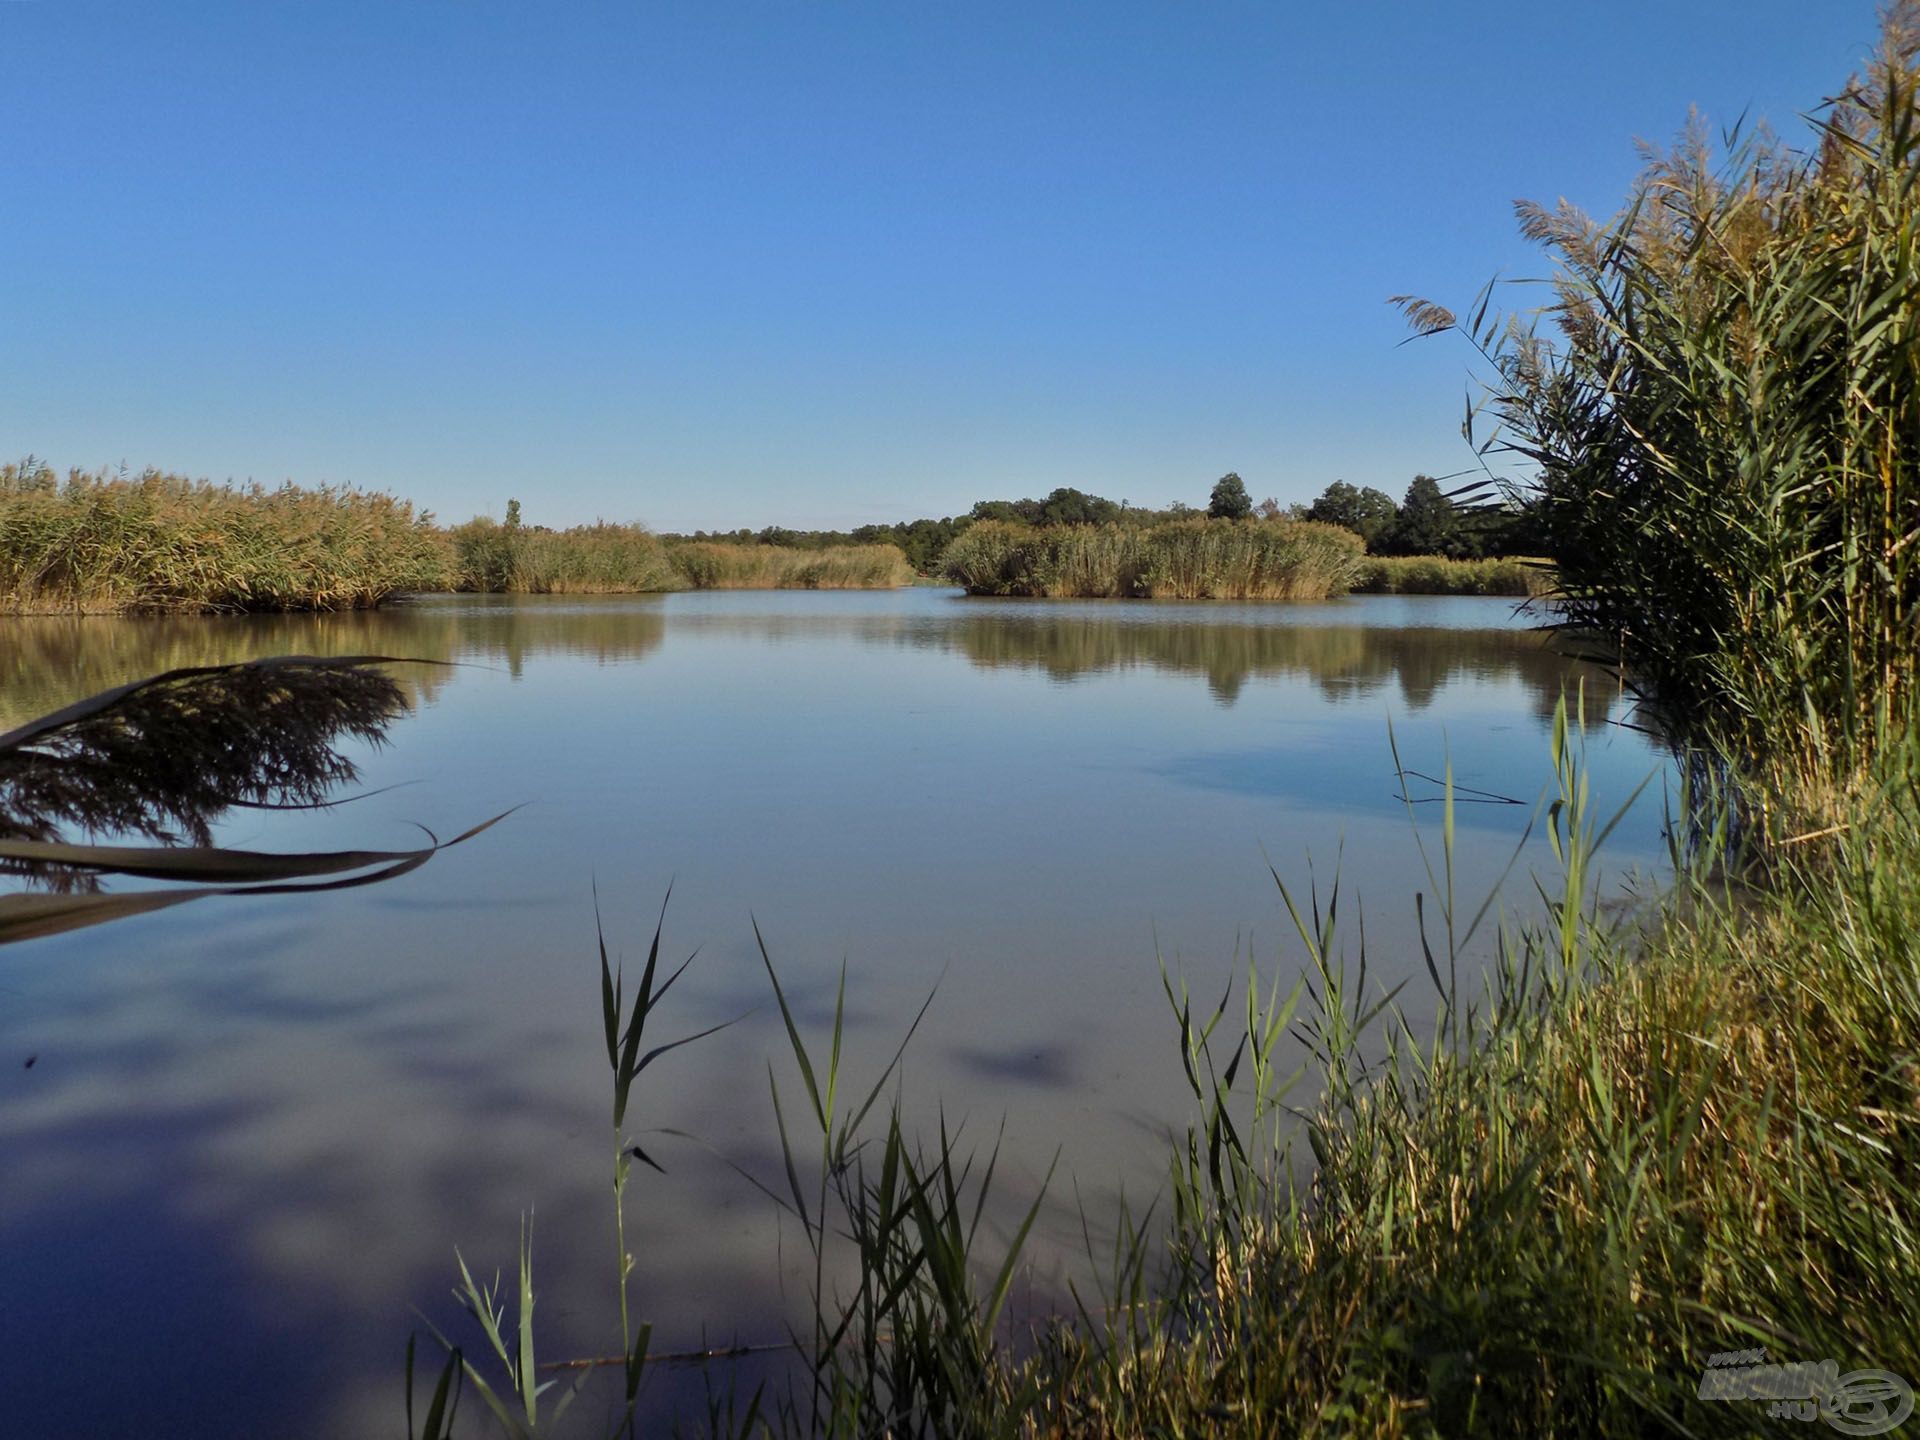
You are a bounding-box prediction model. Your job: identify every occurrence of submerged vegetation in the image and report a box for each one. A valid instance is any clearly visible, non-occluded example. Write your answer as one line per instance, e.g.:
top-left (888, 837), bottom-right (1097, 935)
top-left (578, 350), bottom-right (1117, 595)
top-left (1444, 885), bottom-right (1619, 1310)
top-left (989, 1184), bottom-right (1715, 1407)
top-left (940, 517), bottom-right (1365, 599)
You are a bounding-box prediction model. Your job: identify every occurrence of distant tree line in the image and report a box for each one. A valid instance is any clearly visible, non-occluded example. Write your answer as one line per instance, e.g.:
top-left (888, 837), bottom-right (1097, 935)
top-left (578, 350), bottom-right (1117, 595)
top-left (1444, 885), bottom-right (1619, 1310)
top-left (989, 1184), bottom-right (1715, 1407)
top-left (1303, 476), bottom-right (1538, 558)
top-left (661, 472), bottom-right (1537, 573)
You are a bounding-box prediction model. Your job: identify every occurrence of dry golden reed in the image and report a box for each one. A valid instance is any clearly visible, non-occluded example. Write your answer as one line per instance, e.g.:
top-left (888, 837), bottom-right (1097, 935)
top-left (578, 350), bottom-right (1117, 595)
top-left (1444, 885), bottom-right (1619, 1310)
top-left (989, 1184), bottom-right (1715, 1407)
top-left (941, 518), bottom-right (1366, 599)
top-left (1, 463), bottom-right (448, 613)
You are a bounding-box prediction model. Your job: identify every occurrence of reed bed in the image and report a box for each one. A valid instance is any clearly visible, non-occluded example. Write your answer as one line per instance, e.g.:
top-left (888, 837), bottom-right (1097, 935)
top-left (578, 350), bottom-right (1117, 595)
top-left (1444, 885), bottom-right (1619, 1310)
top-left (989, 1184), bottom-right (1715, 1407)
top-left (451, 523), bottom-right (910, 593)
top-left (1411, 12), bottom-right (1920, 786)
top-left (667, 541), bottom-right (913, 589)
top-left (0, 465), bottom-right (448, 613)
top-left (1355, 554), bottom-right (1554, 596)
top-left (941, 518), bottom-right (1365, 599)
top-left (450, 519), bottom-right (680, 594)
top-left (1, 477), bottom-right (913, 610)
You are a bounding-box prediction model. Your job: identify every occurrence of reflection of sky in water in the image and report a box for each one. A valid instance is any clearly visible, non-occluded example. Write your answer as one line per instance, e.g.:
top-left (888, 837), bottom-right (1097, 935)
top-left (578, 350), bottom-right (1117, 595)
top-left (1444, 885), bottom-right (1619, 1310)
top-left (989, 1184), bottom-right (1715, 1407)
top-left (0, 590), bottom-right (1670, 1435)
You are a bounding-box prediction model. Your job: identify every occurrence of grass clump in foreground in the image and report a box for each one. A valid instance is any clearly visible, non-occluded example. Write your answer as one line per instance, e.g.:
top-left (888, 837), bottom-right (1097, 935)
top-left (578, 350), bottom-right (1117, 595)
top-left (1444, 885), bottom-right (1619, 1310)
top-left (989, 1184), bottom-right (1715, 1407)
top-left (1032, 720), bottom-right (1920, 1438)
top-left (941, 517), bottom-right (1365, 599)
top-left (0, 462), bottom-right (448, 613)
top-left (1354, 554), bottom-right (1553, 597)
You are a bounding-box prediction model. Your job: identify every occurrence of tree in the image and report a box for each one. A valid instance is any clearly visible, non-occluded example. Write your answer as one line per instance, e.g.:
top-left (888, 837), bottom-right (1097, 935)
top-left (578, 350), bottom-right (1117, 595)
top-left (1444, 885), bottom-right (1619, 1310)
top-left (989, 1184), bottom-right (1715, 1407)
top-left (1208, 472), bottom-right (1253, 520)
top-left (1036, 486), bottom-right (1121, 526)
top-left (1381, 475), bottom-right (1466, 556)
top-left (969, 499), bottom-right (1027, 524)
top-left (968, 488), bottom-right (1124, 527)
top-left (1306, 481), bottom-right (1398, 546)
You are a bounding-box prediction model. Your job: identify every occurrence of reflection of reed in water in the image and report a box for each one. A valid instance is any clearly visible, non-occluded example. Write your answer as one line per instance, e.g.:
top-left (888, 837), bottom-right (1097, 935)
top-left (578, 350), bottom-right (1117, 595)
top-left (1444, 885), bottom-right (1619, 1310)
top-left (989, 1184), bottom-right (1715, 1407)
top-left (0, 654), bottom-right (510, 945)
top-left (0, 598), bottom-right (669, 725)
top-left (0, 661), bottom-right (406, 890)
top-left (947, 615), bottom-right (1621, 720)
top-left (1, 600), bottom-right (1619, 731)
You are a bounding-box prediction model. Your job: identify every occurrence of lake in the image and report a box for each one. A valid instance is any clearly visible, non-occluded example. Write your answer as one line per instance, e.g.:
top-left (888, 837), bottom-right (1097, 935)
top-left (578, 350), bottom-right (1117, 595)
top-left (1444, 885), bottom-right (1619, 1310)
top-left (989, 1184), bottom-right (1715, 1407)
top-left (0, 589), bottom-right (1670, 1435)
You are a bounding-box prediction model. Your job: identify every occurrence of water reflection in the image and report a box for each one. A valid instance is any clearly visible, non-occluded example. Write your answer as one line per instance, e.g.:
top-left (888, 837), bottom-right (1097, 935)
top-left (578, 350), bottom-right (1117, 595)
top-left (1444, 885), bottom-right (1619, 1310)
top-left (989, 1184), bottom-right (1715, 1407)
top-left (0, 596), bottom-right (669, 727)
top-left (0, 657), bottom-right (517, 947)
top-left (2, 593), bottom-right (1624, 728)
top-left (0, 660), bottom-right (405, 870)
top-left (0, 590), bottom-right (1666, 1438)
top-left (937, 611), bottom-right (1615, 715)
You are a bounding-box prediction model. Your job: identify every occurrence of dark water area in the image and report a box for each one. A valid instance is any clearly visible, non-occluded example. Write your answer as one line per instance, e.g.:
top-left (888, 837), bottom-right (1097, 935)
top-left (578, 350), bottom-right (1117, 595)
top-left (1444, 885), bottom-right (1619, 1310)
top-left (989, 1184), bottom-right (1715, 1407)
top-left (0, 589), bottom-right (1670, 1435)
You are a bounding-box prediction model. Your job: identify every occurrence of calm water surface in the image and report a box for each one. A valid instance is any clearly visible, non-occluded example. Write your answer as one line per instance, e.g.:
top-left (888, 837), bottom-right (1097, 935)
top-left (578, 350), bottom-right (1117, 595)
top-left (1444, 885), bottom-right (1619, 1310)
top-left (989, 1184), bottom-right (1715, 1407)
top-left (0, 589), bottom-right (1669, 1435)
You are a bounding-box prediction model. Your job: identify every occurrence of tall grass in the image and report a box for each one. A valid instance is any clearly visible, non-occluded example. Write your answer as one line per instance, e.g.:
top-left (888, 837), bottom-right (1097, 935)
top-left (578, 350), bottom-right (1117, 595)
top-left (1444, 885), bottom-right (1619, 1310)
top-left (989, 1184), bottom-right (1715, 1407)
top-left (1403, 10), bottom-right (1920, 786)
top-left (941, 518), bottom-right (1365, 599)
top-left (450, 519), bottom-right (680, 594)
top-left (449, 522), bottom-right (912, 593)
top-left (668, 543), bottom-right (914, 590)
top-left (1354, 554), bottom-right (1554, 596)
top-left (1018, 712), bottom-right (1920, 1438)
top-left (0, 463), bottom-right (449, 613)
top-left (0, 472), bottom-right (913, 608)
top-left (414, 895), bottom-right (742, 1440)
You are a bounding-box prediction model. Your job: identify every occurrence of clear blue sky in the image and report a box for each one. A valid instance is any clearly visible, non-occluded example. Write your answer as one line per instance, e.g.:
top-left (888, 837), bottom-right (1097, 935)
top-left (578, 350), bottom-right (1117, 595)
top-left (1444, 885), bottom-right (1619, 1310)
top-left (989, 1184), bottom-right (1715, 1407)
top-left (1, 1), bottom-right (1885, 531)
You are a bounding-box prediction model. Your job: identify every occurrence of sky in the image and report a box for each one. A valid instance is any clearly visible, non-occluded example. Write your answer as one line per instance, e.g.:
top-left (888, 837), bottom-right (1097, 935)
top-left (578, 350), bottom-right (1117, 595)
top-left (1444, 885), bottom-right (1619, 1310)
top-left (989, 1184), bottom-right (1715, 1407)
top-left (0, 1), bottom-right (1888, 532)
